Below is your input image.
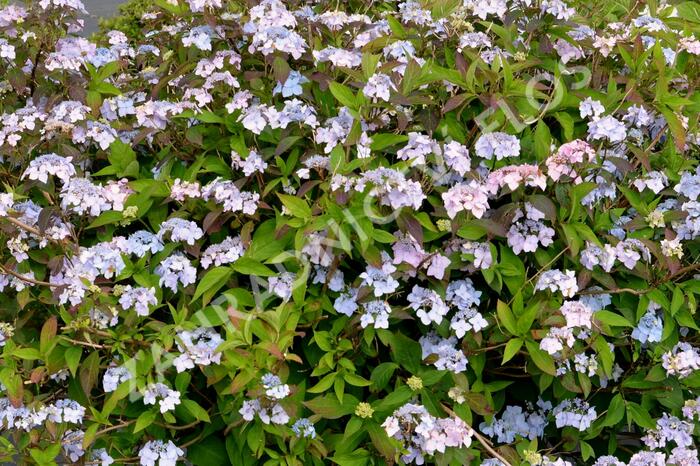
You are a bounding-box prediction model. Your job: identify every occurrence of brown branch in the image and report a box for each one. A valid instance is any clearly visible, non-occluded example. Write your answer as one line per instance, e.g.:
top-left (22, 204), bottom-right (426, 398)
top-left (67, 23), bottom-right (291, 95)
top-left (3, 216), bottom-right (42, 236)
top-left (0, 264), bottom-right (58, 287)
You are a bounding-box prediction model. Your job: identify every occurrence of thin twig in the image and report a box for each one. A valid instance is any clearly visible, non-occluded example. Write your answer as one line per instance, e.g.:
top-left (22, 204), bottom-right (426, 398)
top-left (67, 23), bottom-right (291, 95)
top-left (94, 419), bottom-right (136, 437)
top-left (0, 264), bottom-right (57, 287)
top-left (59, 336), bottom-right (107, 350)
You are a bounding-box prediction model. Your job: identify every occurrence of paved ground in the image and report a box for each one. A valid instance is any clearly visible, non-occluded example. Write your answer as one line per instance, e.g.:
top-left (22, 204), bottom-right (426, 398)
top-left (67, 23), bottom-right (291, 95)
top-left (81, 0), bottom-right (123, 34)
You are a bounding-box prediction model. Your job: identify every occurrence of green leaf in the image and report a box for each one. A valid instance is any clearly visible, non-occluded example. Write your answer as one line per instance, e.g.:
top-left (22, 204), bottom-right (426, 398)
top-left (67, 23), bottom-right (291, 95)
top-left (278, 193), bottom-right (312, 219)
top-left (232, 258), bottom-right (276, 276)
top-left (431, 0), bottom-right (461, 18)
top-left (182, 399), bottom-right (210, 422)
top-left (13, 347), bottom-right (42, 360)
top-left (343, 373), bottom-right (372, 387)
top-left (534, 120), bottom-right (551, 161)
top-left (303, 394), bottom-right (358, 419)
top-left (195, 110), bottom-right (224, 124)
top-left (308, 373), bottom-right (336, 393)
top-left (502, 338), bottom-right (523, 364)
top-left (595, 310), bottom-right (633, 327)
top-left (329, 82), bottom-right (357, 109)
top-left (65, 346), bottom-right (82, 376)
top-left (369, 134), bottom-right (408, 151)
top-left (134, 410), bottom-right (156, 433)
top-left (496, 300), bottom-right (518, 335)
top-left (524, 340), bottom-right (556, 376)
top-left (580, 441), bottom-right (595, 461)
top-left (603, 394), bottom-right (626, 427)
top-left (627, 402), bottom-right (656, 430)
top-left (188, 436), bottom-right (228, 466)
top-left (370, 362), bottom-right (398, 391)
top-left (191, 266), bottom-right (232, 303)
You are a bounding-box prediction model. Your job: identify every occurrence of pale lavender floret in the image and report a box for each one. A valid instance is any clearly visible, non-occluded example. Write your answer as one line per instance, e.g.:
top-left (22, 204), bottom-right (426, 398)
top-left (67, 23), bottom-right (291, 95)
top-left (174, 328), bottom-right (223, 372)
top-left (273, 70), bottom-right (309, 97)
top-left (662, 342), bottom-right (700, 378)
top-left (334, 288), bottom-right (359, 316)
top-left (442, 180), bottom-right (490, 219)
top-left (363, 73), bottom-right (395, 101)
top-left (675, 166), bottom-right (700, 201)
top-left (102, 366), bottom-right (132, 393)
top-left (450, 308), bottom-right (488, 338)
top-left (155, 253), bottom-right (197, 292)
top-left (119, 285), bottom-right (157, 316)
top-left (22, 153), bottom-right (76, 184)
top-left (125, 230), bottom-right (164, 257)
top-left (396, 132), bottom-right (440, 166)
top-left (535, 269), bottom-right (578, 298)
top-left (143, 383), bottom-right (181, 413)
top-left (311, 266), bottom-right (344, 292)
top-left (261, 372), bottom-right (290, 399)
top-left (200, 236), bottom-right (245, 268)
top-left (407, 285), bottom-right (449, 325)
top-left (359, 252), bottom-right (399, 297)
top-left (201, 178), bottom-right (259, 214)
top-left (157, 218), bottom-right (203, 245)
top-left (580, 242), bottom-right (616, 272)
top-left (480, 404), bottom-right (549, 443)
top-left (588, 115), bottom-right (627, 143)
top-left (60, 178), bottom-right (112, 216)
top-left (560, 300), bottom-right (593, 329)
top-left (442, 141), bottom-right (471, 176)
top-left (642, 413), bottom-right (694, 449)
top-left (62, 430), bottom-right (85, 462)
top-left (138, 440), bottom-right (184, 466)
top-left (627, 451), bottom-right (666, 466)
top-left (268, 271), bottom-right (296, 301)
top-left (592, 456), bottom-right (625, 466)
top-left (231, 150), bottom-right (268, 176)
top-left (631, 308), bottom-right (663, 344)
top-left (382, 402), bottom-right (472, 464)
top-left (474, 132), bottom-right (520, 160)
top-left (291, 418), bottom-right (316, 438)
top-left (579, 97), bottom-right (605, 119)
top-left (419, 333), bottom-right (468, 373)
top-left (446, 279), bottom-right (482, 311)
top-left (360, 300), bottom-right (391, 329)
top-left (507, 204), bottom-right (555, 254)
top-left (553, 398), bottom-right (596, 431)
top-left (90, 448), bottom-right (114, 466)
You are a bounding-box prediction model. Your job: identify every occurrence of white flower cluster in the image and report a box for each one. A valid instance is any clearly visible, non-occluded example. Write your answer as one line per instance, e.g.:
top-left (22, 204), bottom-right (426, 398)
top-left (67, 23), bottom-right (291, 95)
top-left (200, 236), bottom-right (245, 268)
top-left (0, 397), bottom-right (84, 431)
top-left (480, 400), bottom-right (551, 443)
top-left (419, 333), bottom-right (468, 373)
top-left (155, 253), bottom-right (197, 292)
top-left (143, 383), bottom-right (181, 413)
top-left (102, 366), bottom-right (133, 392)
top-left (119, 285), bottom-right (157, 316)
top-left (239, 373), bottom-right (290, 425)
top-left (382, 403), bottom-right (472, 465)
top-left (662, 342), bottom-right (700, 378)
top-left (535, 269), bottom-right (578, 298)
top-left (138, 440), bottom-right (184, 466)
top-left (173, 328), bottom-right (223, 372)
top-left (553, 398), bottom-right (596, 431)
top-left (21, 153), bottom-right (76, 184)
top-left (507, 203), bottom-right (555, 255)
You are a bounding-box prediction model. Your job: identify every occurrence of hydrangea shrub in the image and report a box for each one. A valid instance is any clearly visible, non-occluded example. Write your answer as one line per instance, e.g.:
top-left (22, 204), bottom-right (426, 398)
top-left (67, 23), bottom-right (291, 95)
top-left (1, 0), bottom-right (700, 465)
